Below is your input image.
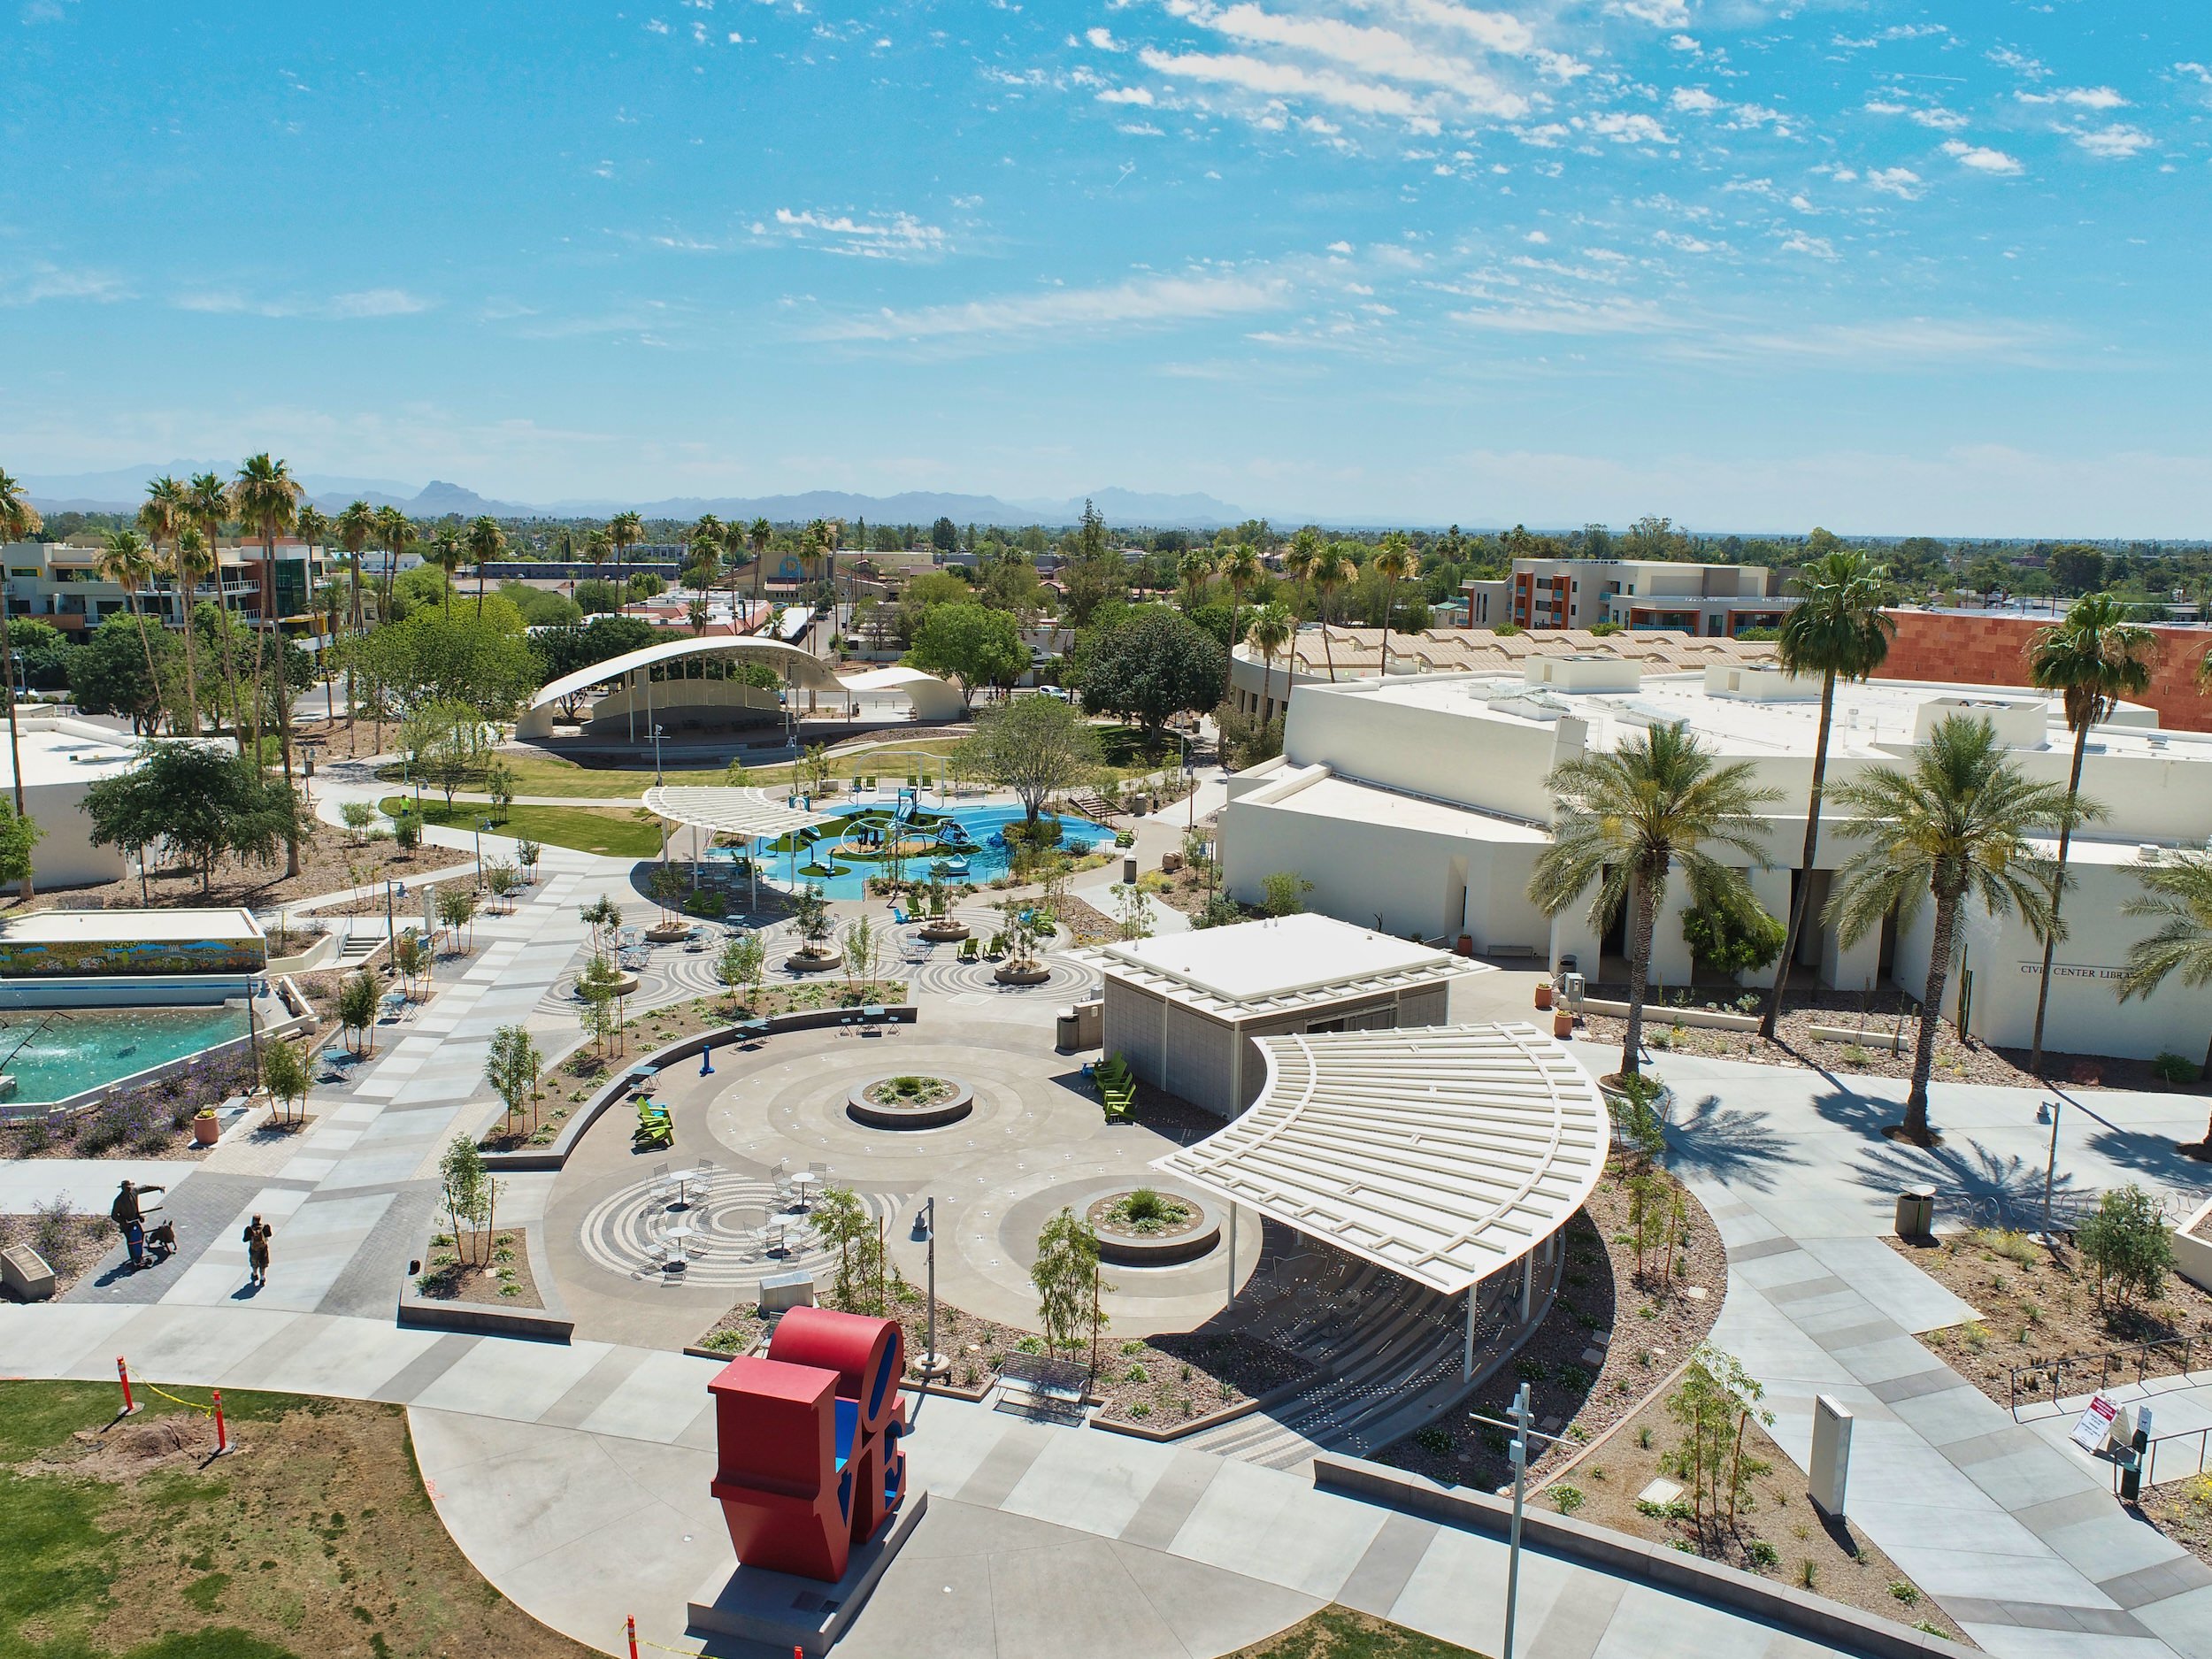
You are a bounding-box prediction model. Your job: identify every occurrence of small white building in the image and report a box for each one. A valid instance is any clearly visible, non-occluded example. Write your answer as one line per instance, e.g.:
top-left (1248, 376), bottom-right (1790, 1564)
top-left (0, 716), bottom-right (173, 889)
top-left (1080, 914), bottom-right (1490, 1117)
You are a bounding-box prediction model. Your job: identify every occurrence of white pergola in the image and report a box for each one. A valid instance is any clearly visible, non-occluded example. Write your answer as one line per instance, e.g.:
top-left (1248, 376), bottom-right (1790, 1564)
top-left (640, 786), bottom-right (840, 842)
top-left (1154, 1023), bottom-right (1605, 1328)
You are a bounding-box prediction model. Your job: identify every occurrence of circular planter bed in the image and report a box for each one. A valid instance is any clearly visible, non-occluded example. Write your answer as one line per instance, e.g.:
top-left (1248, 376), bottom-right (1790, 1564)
top-left (785, 949), bottom-right (844, 973)
top-left (994, 962), bottom-right (1051, 986)
top-left (644, 922), bottom-right (691, 943)
top-left (918, 920), bottom-right (971, 942)
top-left (847, 1074), bottom-right (973, 1130)
top-left (1087, 1187), bottom-right (1221, 1266)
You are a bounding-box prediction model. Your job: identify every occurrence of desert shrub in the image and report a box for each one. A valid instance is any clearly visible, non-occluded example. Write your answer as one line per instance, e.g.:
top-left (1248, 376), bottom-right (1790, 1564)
top-left (2152, 1052), bottom-right (2198, 1085)
top-left (2077, 1184), bottom-right (2174, 1310)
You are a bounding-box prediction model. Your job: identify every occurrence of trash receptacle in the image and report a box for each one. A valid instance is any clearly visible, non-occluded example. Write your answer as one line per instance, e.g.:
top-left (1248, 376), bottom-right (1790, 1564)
top-left (1123, 854), bottom-right (1138, 885)
top-left (1894, 1186), bottom-right (1936, 1240)
top-left (1056, 1008), bottom-right (1081, 1052)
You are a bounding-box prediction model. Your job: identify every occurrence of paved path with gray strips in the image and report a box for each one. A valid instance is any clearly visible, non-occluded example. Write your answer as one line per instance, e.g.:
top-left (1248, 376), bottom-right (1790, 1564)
top-left (1639, 1047), bottom-right (2212, 1659)
top-left (0, 1300), bottom-right (1854, 1659)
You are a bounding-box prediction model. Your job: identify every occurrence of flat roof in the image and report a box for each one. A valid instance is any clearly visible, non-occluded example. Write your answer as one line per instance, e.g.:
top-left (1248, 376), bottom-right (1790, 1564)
top-left (1266, 775), bottom-right (1551, 843)
top-left (1086, 913), bottom-right (1481, 1018)
top-left (1155, 1023), bottom-right (1607, 1296)
top-left (0, 908), bottom-right (262, 945)
top-left (0, 719), bottom-right (150, 791)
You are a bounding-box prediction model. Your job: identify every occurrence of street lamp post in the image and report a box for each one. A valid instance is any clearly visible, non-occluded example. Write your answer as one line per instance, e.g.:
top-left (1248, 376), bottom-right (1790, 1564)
top-left (473, 818), bottom-right (490, 873)
top-left (384, 879), bottom-right (396, 968)
top-left (1463, 1384), bottom-right (1570, 1659)
top-left (652, 723), bottom-right (666, 787)
top-left (913, 1196), bottom-right (945, 1379)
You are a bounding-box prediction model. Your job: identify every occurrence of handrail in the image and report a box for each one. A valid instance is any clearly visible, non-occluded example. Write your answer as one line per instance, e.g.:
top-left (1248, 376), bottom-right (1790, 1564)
top-left (2008, 1333), bottom-right (2207, 1420)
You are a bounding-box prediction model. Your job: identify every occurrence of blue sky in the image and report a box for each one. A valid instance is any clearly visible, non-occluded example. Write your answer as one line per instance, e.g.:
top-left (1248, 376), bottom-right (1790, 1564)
top-left (3, 1), bottom-right (2208, 534)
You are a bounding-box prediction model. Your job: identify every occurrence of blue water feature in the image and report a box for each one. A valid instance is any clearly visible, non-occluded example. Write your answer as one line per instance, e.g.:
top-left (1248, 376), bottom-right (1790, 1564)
top-left (0, 1004), bottom-right (250, 1104)
top-left (764, 803), bottom-right (1110, 899)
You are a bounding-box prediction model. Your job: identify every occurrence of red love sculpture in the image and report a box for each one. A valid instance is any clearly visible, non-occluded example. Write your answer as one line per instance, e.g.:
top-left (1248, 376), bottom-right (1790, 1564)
top-left (708, 1304), bottom-right (908, 1581)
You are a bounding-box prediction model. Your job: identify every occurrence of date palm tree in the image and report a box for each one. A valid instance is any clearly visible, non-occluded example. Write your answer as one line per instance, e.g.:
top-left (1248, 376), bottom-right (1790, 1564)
top-left (1178, 548), bottom-right (1216, 612)
top-left (1219, 541), bottom-right (1263, 668)
top-left (1759, 549), bottom-right (1895, 1040)
top-left (1530, 720), bottom-right (1779, 1081)
top-left (1307, 545), bottom-right (1355, 682)
top-left (1244, 602), bottom-right (1295, 726)
top-left (335, 498), bottom-right (375, 634)
top-left (748, 516), bottom-right (772, 615)
top-left (138, 474), bottom-right (196, 733)
top-left (1371, 530), bottom-right (1416, 679)
top-left (97, 528), bottom-right (163, 715)
top-left (374, 506), bottom-right (416, 625)
top-left (0, 467), bottom-right (41, 885)
top-left (234, 453), bottom-right (304, 875)
top-left (2026, 593), bottom-right (2154, 1074)
top-left (465, 514), bottom-right (505, 618)
top-left (426, 527), bottom-right (464, 612)
top-left (1824, 715), bottom-right (2084, 1145)
top-left (2118, 850), bottom-right (2212, 1107)
top-left (172, 526), bottom-right (212, 737)
top-left (188, 471), bottom-right (242, 729)
top-left (608, 510), bottom-right (643, 573)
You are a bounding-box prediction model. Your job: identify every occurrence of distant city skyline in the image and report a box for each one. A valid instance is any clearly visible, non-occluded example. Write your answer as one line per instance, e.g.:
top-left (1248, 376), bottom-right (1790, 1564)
top-left (4, 3), bottom-right (2208, 535)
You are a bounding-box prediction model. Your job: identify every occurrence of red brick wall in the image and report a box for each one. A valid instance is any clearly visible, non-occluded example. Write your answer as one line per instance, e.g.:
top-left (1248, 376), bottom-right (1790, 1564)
top-left (1874, 611), bottom-right (2212, 733)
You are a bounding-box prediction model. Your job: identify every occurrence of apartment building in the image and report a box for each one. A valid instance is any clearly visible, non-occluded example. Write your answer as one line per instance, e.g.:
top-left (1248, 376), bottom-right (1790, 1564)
top-left (1, 538), bottom-right (338, 639)
top-left (1464, 557), bottom-right (1794, 636)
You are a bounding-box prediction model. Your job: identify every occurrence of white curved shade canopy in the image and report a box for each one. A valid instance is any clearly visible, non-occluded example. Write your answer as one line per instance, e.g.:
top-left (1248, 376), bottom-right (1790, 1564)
top-left (527, 635), bottom-right (845, 716)
top-left (641, 786), bottom-right (841, 841)
top-left (1153, 1023), bottom-right (1607, 1296)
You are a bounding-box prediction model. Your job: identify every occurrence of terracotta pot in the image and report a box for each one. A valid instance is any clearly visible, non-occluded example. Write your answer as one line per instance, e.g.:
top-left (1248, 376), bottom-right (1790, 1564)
top-left (192, 1111), bottom-right (220, 1146)
top-left (1552, 1010), bottom-right (1575, 1041)
top-left (1533, 983), bottom-right (1554, 1010)
top-left (1455, 934), bottom-right (1473, 957)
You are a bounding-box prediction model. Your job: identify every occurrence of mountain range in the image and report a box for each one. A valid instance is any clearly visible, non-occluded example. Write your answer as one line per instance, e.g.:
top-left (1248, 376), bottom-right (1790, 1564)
top-left (18, 466), bottom-right (1255, 529)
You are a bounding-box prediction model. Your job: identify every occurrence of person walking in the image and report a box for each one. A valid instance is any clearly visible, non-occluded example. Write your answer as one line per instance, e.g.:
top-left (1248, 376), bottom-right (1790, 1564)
top-left (111, 1179), bottom-right (165, 1271)
top-left (242, 1215), bottom-right (273, 1287)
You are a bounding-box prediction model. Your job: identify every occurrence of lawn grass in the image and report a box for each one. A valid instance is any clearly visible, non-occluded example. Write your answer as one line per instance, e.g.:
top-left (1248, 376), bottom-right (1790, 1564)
top-left (380, 796), bottom-right (664, 859)
top-left (1232, 1606), bottom-right (1487, 1657)
top-left (376, 736), bottom-right (973, 800)
top-left (0, 1380), bottom-right (592, 1659)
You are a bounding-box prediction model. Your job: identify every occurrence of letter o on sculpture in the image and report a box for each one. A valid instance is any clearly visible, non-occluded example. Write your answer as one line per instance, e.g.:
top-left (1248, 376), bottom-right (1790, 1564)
top-left (768, 1305), bottom-right (904, 1436)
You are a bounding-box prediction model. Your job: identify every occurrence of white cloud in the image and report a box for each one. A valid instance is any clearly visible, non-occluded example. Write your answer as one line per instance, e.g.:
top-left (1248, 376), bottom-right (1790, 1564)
top-left (2177, 63), bottom-right (2212, 86)
top-left (1941, 140), bottom-right (2024, 175)
top-left (2016, 86), bottom-right (2127, 110)
top-left (1653, 228), bottom-right (1713, 253)
top-left (1668, 35), bottom-right (1700, 53)
top-left (1326, 240), bottom-right (1356, 255)
top-left (1450, 294), bottom-right (1674, 334)
top-left (1609, 0), bottom-right (1687, 27)
top-left (1118, 120), bottom-right (1166, 135)
top-left (1194, 5), bottom-right (1526, 114)
top-left (1371, 0), bottom-right (1534, 56)
top-left (1525, 229), bottom-right (1549, 243)
top-left (766, 208), bottom-right (949, 258)
top-left (0, 264), bottom-right (129, 306)
top-left (1987, 47), bottom-right (2047, 78)
top-left (1096, 85), bottom-right (1155, 104)
top-left (1670, 87), bottom-right (1720, 114)
top-left (1864, 99), bottom-right (1968, 131)
top-left (813, 269), bottom-right (1291, 342)
top-left (1139, 47), bottom-right (1441, 129)
top-left (1086, 27), bottom-right (1124, 50)
top-left (174, 287), bottom-right (434, 319)
top-left (645, 17), bottom-right (669, 33)
top-left (1865, 166), bottom-right (1922, 199)
top-left (1778, 232), bottom-right (1838, 260)
top-left (1586, 111), bottom-right (1675, 145)
top-left (2070, 123), bottom-right (2152, 158)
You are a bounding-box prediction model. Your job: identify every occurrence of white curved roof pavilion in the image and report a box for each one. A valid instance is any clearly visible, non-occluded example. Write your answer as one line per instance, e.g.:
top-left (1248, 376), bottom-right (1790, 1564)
top-left (1153, 1023), bottom-right (1606, 1296)
top-left (527, 635), bottom-right (846, 716)
top-left (641, 786), bottom-right (840, 841)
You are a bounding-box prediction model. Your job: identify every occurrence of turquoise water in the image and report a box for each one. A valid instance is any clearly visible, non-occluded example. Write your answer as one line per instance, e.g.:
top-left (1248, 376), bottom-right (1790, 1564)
top-left (0, 1004), bottom-right (250, 1104)
top-left (749, 803), bottom-right (1110, 900)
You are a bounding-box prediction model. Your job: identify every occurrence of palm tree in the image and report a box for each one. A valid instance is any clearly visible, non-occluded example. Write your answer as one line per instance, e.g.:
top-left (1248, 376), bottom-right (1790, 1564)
top-left (748, 516), bottom-right (772, 618)
top-left (138, 475), bottom-right (195, 733)
top-left (426, 528), bottom-right (464, 612)
top-left (1308, 546), bottom-right (1355, 682)
top-left (187, 472), bottom-right (241, 729)
top-left (1529, 721), bottom-right (1779, 1080)
top-left (234, 453), bottom-right (304, 876)
top-left (465, 515), bottom-right (505, 617)
top-left (97, 529), bottom-right (163, 718)
top-left (1824, 715), bottom-right (2084, 1144)
top-left (1178, 549), bottom-right (1217, 611)
top-left (1371, 530), bottom-right (1416, 678)
top-left (2118, 850), bottom-right (2212, 1106)
top-left (1245, 602), bottom-right (1295, 726)
top-left (1759, 549), bottom-right (1896, 1040)
top-left (581, 526), bottom-right (612, 588)
top-left (375, 507), bottom-right (417, 624)
top-left (1219, 541), bottom-right (1263, 665)
top-left (335, 498), bottom-right (375, 635)
top-left (608, 511), bottom-right (643, 574)
top-left (687, 514), bottom-right (725, 611)
top-left (0, 467), bottom-right (40, 891)
top-left (172, 526), bottom-right (212, 737)
top-left (2025, 593), bottom-right (2154, 1073)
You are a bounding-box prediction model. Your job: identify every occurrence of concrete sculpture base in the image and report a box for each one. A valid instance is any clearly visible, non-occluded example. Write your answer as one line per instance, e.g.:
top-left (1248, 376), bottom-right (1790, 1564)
top-left (686, 1490), bottom-right (928, 1655)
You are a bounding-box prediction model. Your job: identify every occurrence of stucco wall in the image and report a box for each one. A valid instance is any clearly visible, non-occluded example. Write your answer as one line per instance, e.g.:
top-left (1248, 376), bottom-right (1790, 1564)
top-left (1878, 611), bottom-right (2212, 733)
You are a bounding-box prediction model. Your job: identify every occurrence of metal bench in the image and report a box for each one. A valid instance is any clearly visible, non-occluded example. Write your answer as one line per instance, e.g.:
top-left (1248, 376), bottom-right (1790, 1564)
top-left (994, 1354), bottom-right (1091, 1425)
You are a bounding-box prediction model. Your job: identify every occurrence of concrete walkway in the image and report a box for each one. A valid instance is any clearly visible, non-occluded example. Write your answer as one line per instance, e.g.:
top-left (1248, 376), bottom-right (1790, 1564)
top-left (1635, 1047), bottom-right (2212, 1658)
top-left (0, 1300), bottom-right (1860, 1659)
